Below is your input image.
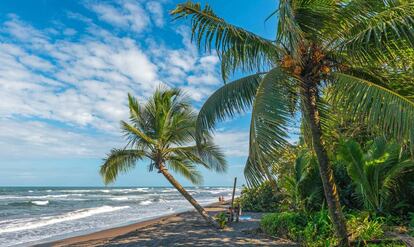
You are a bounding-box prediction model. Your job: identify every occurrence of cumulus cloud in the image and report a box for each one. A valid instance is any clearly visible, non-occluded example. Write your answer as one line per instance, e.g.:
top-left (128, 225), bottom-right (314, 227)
top-left (214, 131), bottom-right (249, 157)
top-left (0, 1), bottom-right (226, 159)
top-left (89, 0), bottom-right (150, 33)
top-left (0, 118), bottom-right (121, 158)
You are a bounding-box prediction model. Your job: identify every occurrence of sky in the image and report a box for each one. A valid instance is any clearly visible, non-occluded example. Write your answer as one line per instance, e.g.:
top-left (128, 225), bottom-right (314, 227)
top-left (0, 0), bottom-right (280, 187)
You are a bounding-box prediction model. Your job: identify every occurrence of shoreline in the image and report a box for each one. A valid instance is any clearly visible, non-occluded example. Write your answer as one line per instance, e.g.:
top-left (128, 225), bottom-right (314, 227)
top-left (34, 201), bottom-right (227, 247)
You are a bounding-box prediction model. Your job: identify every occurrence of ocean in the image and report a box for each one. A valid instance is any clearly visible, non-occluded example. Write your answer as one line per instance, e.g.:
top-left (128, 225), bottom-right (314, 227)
top-left (0, 186), bottom-right (238, 246)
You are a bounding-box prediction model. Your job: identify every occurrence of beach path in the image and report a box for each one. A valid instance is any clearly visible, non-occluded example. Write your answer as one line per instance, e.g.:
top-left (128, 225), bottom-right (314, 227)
top-left (45, 203), bottom-right (297, 247)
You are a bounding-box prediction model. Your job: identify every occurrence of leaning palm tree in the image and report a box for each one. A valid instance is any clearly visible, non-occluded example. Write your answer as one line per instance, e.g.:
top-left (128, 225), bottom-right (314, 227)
top-left (100, 87), bottom-right (227, 228)
top-left (172, 1), bottom-right (414, 245)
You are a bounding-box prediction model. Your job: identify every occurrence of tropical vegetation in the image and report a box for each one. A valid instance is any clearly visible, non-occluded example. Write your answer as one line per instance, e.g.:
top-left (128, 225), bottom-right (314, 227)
top-left (100, 87), bottom-right (227, 228)
top-left (172, 0), bottom-right (414, 245)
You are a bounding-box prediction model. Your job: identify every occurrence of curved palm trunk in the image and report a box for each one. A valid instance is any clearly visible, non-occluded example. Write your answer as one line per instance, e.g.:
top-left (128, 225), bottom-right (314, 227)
top-left (158, 164), bottom-right (220, 228)
top-left (302, 83), bottom-right (349, 246)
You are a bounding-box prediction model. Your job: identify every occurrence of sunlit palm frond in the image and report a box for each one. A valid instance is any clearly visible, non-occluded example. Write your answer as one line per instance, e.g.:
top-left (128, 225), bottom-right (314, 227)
top-left (171, 1), bottom-right (278, 79)
top-left (121, 120), bottom-right (156, 147)
top-left (244, 68), bottom-right (298, 186)
top-left (195, 73), bottom-right (263, 144)
top-left (100, 149), bottom-right (146, 185)
top-left (244, 155), bottom-right (267, 188)
top-left (167, 157), bottom-right (203, 185)
top-left (330, 73), bottom-right (414, 148)
top-left (332, 0), bottom-right (414, 64)
top-left (293, 0), bottom-right (339, 42)
top-left (169, 143), bottom-right (227, 173)
top-left (277, 0), bottom-right (305, 58)
top-left (220, 45), bottom-right (277, 82)
top-left (127, 93), bottom-right (147, 131)
top-left (163, 109), bottom-right (197, 146)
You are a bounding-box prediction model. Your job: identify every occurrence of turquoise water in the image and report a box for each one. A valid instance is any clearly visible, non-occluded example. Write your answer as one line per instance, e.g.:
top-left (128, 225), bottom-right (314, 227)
top-left (0, 186), bottom-right (237, 246)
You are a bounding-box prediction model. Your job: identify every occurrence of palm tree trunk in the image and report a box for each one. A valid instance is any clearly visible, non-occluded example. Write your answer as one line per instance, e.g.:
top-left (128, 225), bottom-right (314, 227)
top-left (302, 83), bottom-right (349, 246)
top-left (158, 164), bottom-right (220, 228)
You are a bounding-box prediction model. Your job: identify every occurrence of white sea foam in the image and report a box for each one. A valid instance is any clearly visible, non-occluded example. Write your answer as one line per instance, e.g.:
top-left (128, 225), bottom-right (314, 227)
top-left (31, 200), bottom-right (49, 206)
top-left (0, 194), bottom-right (83, 200)
top-left (110, 196), bottom-right (129, 201)
top-left (139, 200), bottom-right (152, 205)
top-left (161, 188), bottom-right (176, 193)
top-left (0, 205), bottom-right (130, 234)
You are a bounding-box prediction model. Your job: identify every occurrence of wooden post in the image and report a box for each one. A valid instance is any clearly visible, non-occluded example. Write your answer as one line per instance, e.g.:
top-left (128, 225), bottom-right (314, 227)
top-left (231, 177), bottom-right (237, 208)
top-left (230, 177), bottom-right (237, 222)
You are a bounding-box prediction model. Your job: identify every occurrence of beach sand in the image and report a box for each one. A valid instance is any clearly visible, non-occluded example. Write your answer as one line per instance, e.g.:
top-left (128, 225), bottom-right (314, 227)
top-left (38, 202), bottom-right (297, 247)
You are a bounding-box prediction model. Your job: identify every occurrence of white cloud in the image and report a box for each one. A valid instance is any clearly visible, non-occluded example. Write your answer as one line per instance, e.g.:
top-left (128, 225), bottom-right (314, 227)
top-left (0, 2), bottom-right (225, 159)
top-left (63, 28), bottom-right (77, 36)
top-left (89, 0), bottom-right (151, 33)
top-left (214, 131), bottom-right (249, 157)
top-left (0, 118), bottom-right (121, 158)
top-left (146, 1), bottom-right (164, 27)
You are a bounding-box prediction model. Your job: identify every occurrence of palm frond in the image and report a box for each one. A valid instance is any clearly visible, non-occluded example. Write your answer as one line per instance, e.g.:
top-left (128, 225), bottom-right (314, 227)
top-left (196, 73), bottom-right (263, 144)
top-left (167, 157), bottom-right (203, 185)
top-left (121, 120), bottom-right (156, 146)
top-left (277, 0), bottom-right (305, 59)
top-left (244, 68), bottom-right (298, 186)
top-left (290, 0), bottom-right (339, 43)
top-left (244, 156), bottom-right (268, 188)
top-left (332, 0), bottom-right (414, 65)
top-left (100, 149), bottom-right (146, 185)
top-left (330, 72), bottom-right (414, 149)
top-left (338, 138), bottom-right (414, 212)
top-left (168, 143), bottom-right (227, 173)
top-left (171, 1), bottom-right (279, 79)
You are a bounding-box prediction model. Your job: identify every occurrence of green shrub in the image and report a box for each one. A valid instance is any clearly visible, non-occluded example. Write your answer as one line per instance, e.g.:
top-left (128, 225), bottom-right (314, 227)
top-left (347, 213), bottom-right (384, 242)
top-left (238, 181), bottom-right (281, 212)
top-left (261, 210), bottom-right (387, 246)
top-left (302, 209), bottom-right (337, 246)
top-left (214, 212), bottom-right (227, 229)
top-left (260, 212), bottom-right (306, 241)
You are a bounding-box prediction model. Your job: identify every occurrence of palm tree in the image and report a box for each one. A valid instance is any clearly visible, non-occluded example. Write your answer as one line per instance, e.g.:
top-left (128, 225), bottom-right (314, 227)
top-left (171, 1), bottom-right (414, 245)
top-left (338, 137), bottom-right (414, 214)
top-left (100, 87), bottom-right (227, 228)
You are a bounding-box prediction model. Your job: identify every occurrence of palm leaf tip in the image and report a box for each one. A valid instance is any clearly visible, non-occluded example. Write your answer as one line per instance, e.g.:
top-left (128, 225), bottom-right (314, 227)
top-left (100, 149), bottom-right (145, 185)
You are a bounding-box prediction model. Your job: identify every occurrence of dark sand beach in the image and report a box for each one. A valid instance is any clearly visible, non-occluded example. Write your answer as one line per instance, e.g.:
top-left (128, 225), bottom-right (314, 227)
top-left (38, 202), bottom-right (297, 247)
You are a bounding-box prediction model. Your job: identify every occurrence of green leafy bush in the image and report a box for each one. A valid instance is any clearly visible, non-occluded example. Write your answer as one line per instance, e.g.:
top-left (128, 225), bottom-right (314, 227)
top-left (347, 213), bottom-right (384, 242)
top-left (238, 181), bottom-right (281, 212)
top-left (302, 209), bottom-right (337, 246)
top-left (261, 210), bottom-right (386, 246)
top-left (214, 212), bottom-right (227, 229)
top-left (260, 212), bottom-right (307, 240)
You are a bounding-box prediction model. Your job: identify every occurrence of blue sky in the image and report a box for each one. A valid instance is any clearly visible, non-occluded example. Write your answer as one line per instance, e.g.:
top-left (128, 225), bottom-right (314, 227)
top-left (0, 0), bottom-right (280, 187)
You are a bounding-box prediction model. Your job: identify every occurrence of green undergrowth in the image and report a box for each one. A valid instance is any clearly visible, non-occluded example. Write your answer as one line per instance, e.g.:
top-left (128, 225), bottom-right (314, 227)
top-left (237, 181), bottom-right (282, 212)
top-left (261, 210), bottom-right (389, 246)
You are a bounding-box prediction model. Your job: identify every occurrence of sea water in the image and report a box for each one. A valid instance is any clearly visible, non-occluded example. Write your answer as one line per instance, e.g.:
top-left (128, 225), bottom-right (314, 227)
top-left (0, 186), bottom-right (238, 246)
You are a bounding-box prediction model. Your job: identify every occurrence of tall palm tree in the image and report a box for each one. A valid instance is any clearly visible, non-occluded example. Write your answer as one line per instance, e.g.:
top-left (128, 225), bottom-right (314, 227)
top-left (171, 1), bottom-right (414, 245)
top-left (100, 87), bottom-right (227, 228)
